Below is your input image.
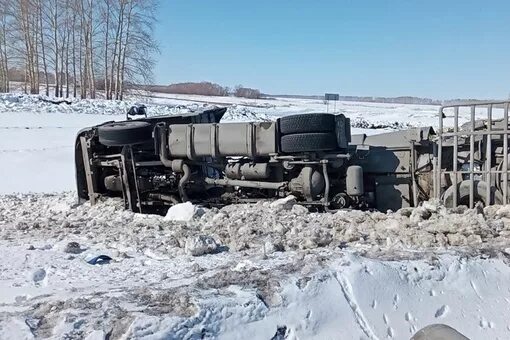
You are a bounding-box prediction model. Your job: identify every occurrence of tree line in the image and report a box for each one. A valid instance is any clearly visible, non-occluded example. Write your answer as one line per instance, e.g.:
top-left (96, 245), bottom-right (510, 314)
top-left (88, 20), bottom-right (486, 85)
top-left (147, 82), bottom-right (263, 99)
top-left (0, 0), bottom-right (158, 100)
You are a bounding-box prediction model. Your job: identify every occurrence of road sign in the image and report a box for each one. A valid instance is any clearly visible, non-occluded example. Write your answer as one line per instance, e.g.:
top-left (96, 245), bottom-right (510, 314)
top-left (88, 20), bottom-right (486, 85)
top-left (325, 93), bottom-right (340, 112)
top-left (325, 93), bottom-right (340, 101)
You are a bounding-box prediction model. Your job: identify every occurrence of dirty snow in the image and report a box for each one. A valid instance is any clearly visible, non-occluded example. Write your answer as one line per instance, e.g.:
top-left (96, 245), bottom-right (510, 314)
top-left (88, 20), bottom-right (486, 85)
top-left (1, 194), bottom-right (510, 339)
top-left (2, 92), bottom-right (510, 339)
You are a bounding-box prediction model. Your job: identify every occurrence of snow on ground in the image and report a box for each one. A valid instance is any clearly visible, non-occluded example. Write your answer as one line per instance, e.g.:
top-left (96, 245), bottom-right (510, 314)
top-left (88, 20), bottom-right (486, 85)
top-left (2, 92), bottom-right (510, 339)
top-left (1, 194), bottom-right (510, 339)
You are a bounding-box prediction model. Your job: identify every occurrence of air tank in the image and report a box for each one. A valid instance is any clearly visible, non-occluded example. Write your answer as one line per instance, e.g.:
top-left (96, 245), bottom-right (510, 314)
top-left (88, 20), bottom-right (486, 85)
top-left (346, 165), bottom-right (364, 196)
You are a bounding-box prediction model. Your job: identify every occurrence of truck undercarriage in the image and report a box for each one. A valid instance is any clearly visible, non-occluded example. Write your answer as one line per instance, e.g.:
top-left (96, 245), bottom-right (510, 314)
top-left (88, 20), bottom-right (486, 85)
top-left (75, 101), bottom-right (510, 213)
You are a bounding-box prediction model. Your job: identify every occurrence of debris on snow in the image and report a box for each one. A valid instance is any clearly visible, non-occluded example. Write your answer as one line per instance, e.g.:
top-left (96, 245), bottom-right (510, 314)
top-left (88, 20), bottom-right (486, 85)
top-left (86, 254), bottom-right (113, 265)
top-left (63, 241), bottom-right (83, 254)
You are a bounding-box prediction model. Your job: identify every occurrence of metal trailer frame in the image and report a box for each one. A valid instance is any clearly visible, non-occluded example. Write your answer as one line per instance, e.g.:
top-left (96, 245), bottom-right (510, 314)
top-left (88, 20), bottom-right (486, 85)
top-left (434, 100), bottom-right (510, 208)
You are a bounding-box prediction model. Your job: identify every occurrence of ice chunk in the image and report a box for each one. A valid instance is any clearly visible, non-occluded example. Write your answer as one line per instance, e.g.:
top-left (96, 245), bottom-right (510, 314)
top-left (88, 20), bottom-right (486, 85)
top-left (270, 195), bottom-right (297, 211)
top-left (185, 235), bottom-right (219, 256)
top-left (164, 202), bottom-right (205, 222)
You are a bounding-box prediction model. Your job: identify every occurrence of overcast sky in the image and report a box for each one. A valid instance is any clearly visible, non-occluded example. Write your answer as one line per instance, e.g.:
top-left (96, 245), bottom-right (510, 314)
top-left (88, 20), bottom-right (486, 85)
top-left (154, 0), bottom-right (510, 99)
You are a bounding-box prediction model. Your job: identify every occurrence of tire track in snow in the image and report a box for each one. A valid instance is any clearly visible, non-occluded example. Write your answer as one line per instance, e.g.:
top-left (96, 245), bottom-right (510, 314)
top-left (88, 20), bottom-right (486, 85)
top-left (470, 280), bottom-right (483, 300)
top-left (333, 271), bottom-right (380, 340)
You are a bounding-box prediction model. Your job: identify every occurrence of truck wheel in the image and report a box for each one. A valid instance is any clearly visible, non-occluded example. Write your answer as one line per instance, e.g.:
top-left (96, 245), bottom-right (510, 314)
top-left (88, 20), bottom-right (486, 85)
top-left (280, 132), bottom-right (337, 153)
top-left (442, 180), bottom-right (502, 207)
top-left (279, 113), bottom-right (336, 135)
top-left (411, 324), bottom-right (469, 340)
top-left (98, 121), bottom-right (153, 146)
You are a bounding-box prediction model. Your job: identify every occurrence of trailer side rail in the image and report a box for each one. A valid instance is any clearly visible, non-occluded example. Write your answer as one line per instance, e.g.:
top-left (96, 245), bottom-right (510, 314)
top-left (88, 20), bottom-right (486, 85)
top-left (435, 101), bottom-right (510, 208)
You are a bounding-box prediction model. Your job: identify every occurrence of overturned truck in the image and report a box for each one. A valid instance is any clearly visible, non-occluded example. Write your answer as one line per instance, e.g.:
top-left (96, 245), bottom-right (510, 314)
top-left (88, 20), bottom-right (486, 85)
top-left (75, 101), bottom-right (510, 213)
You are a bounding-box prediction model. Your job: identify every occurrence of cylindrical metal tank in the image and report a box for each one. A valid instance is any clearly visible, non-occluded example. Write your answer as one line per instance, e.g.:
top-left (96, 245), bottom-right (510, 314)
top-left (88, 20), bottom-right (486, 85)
top-left (225, 163), bottom-right (271, 180)
top-left (346, 165), bottom-right (364, 196)
top-left (167, 122), bottom-right (277, 159)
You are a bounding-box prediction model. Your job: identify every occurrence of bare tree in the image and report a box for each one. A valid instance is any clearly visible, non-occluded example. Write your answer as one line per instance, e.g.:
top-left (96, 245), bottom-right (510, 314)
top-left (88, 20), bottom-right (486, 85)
top-left (0, 0), bottom-right (9, 93)
top-left (0, 0), bottom-right (159, 98)
top-left (118, 0), bottom-right (158, 98)
top-left (49, 0), bottom-right (59, 97)
top-left (71, 2), bottom-right (77, 98)
top-left (109, 0), bottom-right (126, 100)
top-left (37, 0), bottom-right (50, 96)
top-left (18, 0), bottom-right (39, 94)
top-left (102, 0), bottom-right (110, 97)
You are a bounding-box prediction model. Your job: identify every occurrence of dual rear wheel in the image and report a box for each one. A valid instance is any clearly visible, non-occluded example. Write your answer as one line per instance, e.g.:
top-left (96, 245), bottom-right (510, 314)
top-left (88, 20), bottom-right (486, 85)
top-left (278, 113), bottom-right (339, 153)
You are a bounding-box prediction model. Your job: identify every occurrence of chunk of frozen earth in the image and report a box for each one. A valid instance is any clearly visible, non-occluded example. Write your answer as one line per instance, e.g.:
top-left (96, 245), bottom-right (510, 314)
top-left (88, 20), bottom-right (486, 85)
top-left (164, 202), bottom-right (205, 222)
top-left (185, 235), bottom-right (219, 256)
top-left (63, 241), bottom-right (83, 254)
top-left (270, 195), bottom-right (296, 210)
top-left (32, 268), bottom-right (46, 283)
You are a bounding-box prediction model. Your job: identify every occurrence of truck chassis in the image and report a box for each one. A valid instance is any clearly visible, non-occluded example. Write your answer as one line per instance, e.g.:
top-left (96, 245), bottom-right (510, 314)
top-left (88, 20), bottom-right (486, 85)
top-left (75, 101), bottom-right (510, 213)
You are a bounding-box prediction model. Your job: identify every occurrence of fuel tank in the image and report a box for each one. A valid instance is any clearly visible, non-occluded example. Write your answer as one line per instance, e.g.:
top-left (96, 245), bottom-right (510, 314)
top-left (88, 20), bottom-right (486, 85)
top-left (167, 122), bottom-right (278, 158)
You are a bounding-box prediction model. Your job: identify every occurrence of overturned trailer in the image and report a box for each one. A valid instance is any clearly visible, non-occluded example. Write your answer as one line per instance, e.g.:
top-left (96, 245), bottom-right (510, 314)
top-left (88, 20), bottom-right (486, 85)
top-left (75, 101), bottom-right (510, 213)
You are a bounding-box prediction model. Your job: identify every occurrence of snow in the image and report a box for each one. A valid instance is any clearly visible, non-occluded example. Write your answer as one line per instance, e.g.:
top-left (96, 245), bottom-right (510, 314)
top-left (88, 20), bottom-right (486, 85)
top-left (164, 202), bottom-right (205, 222)
top-left (1, 92), bottom-right (510, 339)
top-left (1, 193), bottom-right (510, 338)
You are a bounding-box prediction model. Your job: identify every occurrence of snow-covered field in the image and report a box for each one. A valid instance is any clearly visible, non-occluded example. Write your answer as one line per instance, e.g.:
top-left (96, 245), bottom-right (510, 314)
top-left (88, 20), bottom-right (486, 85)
top-left (1, 92), bottom-right (510, 339)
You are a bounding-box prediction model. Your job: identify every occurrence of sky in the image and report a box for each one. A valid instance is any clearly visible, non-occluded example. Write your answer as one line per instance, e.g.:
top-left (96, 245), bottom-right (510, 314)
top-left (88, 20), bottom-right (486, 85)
top-left (153, 0), bottom-right (510, 99)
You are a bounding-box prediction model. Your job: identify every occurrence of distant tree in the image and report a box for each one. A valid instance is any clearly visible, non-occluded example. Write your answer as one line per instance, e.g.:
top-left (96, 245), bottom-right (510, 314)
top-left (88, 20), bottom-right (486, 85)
top-left (233, 85), bottom-right (261, 99)
top-left (162, 82), bottom-right (229, 96)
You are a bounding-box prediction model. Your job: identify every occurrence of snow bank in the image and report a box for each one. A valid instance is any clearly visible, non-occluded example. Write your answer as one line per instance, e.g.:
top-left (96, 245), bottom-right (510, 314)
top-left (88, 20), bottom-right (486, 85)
top-left (0, 93), bottom-right (271, 122)
top-left (2, 193), bottom-right (510, 258)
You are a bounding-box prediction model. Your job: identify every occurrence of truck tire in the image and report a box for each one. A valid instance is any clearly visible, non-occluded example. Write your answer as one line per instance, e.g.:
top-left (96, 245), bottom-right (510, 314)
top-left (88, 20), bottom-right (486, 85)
top-left (98, 121), bottom-right (153, 146)
top-left (280, 132), bottom-right (337, 153)
top-left (279, 113), bottom-right (336, 135)
top-left (442, 180), bottom-right (502, 208)
top-left (411, 324), bottom-right (469, 340)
